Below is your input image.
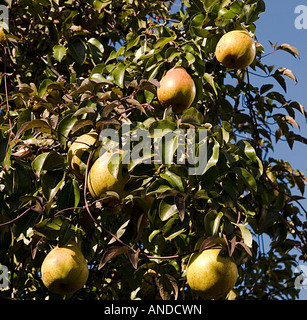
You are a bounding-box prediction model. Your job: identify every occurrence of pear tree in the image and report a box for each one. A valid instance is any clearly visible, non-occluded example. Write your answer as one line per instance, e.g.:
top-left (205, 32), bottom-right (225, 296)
top-left (0, 0), bottom-right (306, 300)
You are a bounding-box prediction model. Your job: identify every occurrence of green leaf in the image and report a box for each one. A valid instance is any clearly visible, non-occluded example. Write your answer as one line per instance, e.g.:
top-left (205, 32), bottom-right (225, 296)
top-left (272, 73), bottom-right (286, 92)
top-left (160, 169), bottom-right (185, 193)
top-left (72, 178), bottom-right (81, 207)
top-left (128, 146), bottom-right (152, 172)
top-left (229, 1), bottom-right (243, 14)
top-left (113, 63), bottom-right (126, 88)
top-left (52, 45), bottom-right (67, 62)
top-left (147, 180), bottom-right (172, 195)
top-left (57, 179), bottom-right (80, 212)
top-left (34, 215), bottom-right (71, 240)
top-left (204, 210), bottom-right (223, 236)
top-left (15, 119), bottom-right (51, 140)
top-left (203, 0), bottom-right (219, 11)
top-left (126, 32), bottom-right (140, 51)
top-left (221, 121), bottom-right (232, 144)
top-left (245, 4), bottom-right (258, 24)
top-left (181, 107), bottom-right (204, 126)
top-left (203, 139), bottom-right (220, 174)
top-left (93, 0), bottom-right (112, 10)
top-left (32, 150), bottom-right (64, 178)
top-left (59, 219), bottom-right (75, 247)
top-left (6, 165), bottom-right (34, 197)
top-left (163, 215), bottom-right (187, 241)
top-left (88, 37), bottom-right (104, 53)
top-left (41, 170), bottom-right (65, 200)
top-left (260, 84), bottom-right (274, 95)
top-left (238, 141), bottom-right (263, 177)
top-left (149, 229), bottom-right (161, 243)
top-left (160, 131), bottom-right (179, 165)
top-left (236, 224), bottom-right (253, 248)
top-left (215, 8), bottom-right (237, 27)
top-left (57, 114), bottom-right (77, 148)
top-left (233, 167), bottom-right (257, 193)
top-left (88, 37), bottom-right (104, 64)
top-left (35, 215), bottom-right (64, 231)
top-left (42, 151), bottom-right (65, 171)
top-left (38, 79), bottom-right (53, 97)
top-left (203, 73), bottom-right (218, 95)
top-left (238, 140), bottom-right (257, 163)
top-left (158, 196), bottom-right (178, 221)
top-left (32, 152), bottom-right (49, 178)
top-left (70, 78), bottom-right (97, 96)
top-left (68, 38), bottom-right (87, 65)
top-left (108, 219), bottom-right (130, 244)
top-left (165, 47), bottom-right (181, 63)
top-left (154, 36), bottom-right (174, 50)
top-left (190, 13), bottom-right (206, 28)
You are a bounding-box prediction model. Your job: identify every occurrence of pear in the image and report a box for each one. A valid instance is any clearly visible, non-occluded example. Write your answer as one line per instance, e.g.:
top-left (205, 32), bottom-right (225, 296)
top-left (67, 131), bottom-right (99, 179)
top-left (139, 269), bottom-right (162, 300)
top-left (186, 246), bottom-right (238, 299)
top-left (215, 30), bottom-right (256, 69)
top-left (41, 241), bottom-right (89, 295)
top-left (157, 66), bottom-right (196, 113)
top-left (87, 149), bottom-right (127, 199)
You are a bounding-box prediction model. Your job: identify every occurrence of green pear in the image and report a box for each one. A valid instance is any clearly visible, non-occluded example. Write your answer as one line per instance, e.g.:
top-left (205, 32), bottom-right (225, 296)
top-left (215, 30), bottom-right (256, 69)
top-left (187, 246), bottom-right (238, 299)
top-left (87, 149), bottom-right (128, 199)
top-left (67, 130), bottom-right (100, 179)
top-left (41, 241), bottom-right (89, 295)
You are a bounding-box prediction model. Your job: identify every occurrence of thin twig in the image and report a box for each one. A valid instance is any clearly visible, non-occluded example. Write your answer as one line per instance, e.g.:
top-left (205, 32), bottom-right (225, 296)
top-left (0, 205), bottom-right (36, 227)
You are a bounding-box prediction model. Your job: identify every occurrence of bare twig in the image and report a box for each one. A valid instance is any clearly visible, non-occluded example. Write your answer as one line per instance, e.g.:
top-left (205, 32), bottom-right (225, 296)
top-left (0, 205), bottom-right (36, 227)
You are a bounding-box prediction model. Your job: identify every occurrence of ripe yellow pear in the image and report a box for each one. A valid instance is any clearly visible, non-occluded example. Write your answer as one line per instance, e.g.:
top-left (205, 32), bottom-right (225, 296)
top-left (215, 30), bottom-right (256, 69)
top-left (87, 149), bottom-right (127, 199)
top-left (187, 247), bottom-right (238, 299)
top-left (67, 131), bottom-right (99, 179)
top-left (157, 66), bottom-right (196, 113)
top-left (41, 241), bottom-right (89, 295)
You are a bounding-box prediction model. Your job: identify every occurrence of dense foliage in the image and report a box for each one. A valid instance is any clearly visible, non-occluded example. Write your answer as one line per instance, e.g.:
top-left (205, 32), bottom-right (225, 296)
top-left (0, 0), bottom-right (306, 300)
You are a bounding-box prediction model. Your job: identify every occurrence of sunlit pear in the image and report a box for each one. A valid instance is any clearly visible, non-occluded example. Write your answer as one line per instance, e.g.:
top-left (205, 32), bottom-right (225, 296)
top-left (87, 149), bottom-right (128, 199)
top-left (186, 247), bottom-right (238, 300)
top-left (157, 66), bottom-right (196, 113)
top-left (67, 130), bottom-right (99, 179)
top-left (41, 241), bottom-right (89, 295)
top-left (215, 30), bottom-right (256, 69)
